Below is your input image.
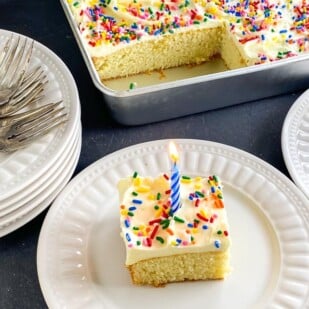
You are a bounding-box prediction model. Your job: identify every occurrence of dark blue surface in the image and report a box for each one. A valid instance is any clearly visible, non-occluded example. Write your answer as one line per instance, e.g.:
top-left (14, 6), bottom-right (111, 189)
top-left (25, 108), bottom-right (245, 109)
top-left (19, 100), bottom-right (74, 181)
top-left (0, 1), bottom-right (304, 308)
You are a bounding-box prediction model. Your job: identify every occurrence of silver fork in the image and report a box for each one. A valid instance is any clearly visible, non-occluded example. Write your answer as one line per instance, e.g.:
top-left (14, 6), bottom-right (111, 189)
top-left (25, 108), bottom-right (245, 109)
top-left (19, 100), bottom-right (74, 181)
top-left (0, 34), bottom-right (34, 102)
top-left (0, 100), bottom-right (67, 152)
top-left (0, 66), bottom-right (48, 117)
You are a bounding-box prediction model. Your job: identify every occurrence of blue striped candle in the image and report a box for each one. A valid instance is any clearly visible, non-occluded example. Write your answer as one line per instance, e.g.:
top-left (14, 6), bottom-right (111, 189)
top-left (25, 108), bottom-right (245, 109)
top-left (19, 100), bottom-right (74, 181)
top-left (169, 142), bottom-right (181, 215)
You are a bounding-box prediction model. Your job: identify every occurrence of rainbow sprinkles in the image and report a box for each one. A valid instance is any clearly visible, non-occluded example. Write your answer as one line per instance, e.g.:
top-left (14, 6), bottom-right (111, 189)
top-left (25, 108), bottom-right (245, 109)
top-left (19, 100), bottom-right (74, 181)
top-left (118, 171), bottom-right (231, 286)
top-left (67, 0), bottom-right (309, 80)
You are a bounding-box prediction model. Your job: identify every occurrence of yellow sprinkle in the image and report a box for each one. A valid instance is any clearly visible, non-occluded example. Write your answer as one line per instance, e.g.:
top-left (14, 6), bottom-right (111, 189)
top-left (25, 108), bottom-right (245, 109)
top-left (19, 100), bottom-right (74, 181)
top-left (120, 210), bottom-right (127, 216)
top-left (147, 194), bottom-right (156, 200)
top-left (200, 209), bottom-right (207, 218)
top-left (194, 183), bottom-right (202, 190)
top-left (192, 228), bottom-right (198, 234)
top-left (272, 37), bottom-right (279, 43)
top-left (155, 209), bottom-right (162, 218)
top-left (133, 178), bottom-right (141, 186)
top-left (208, 6), bottom-right (217, 14)
top-left (171, 241), bottom-right (178, 246)
top-left (136, 185), bottom-right (150, 193)
top-left (230, 16), bottom-right (237, 23)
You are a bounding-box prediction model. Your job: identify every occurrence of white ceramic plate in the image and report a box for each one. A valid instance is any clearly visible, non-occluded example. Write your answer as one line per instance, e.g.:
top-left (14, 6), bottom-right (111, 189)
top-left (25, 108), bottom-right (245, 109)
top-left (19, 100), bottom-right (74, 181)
top-left (0, 123), bottom-right (81, 219)
top-left (0, 125), bottom-right (81, 238)
top-left (0, 118), bottom-right (80, 212)
top-left (0, 29), bottom-right (80, 201)
top-left (37, 139), bottom-right (309, 309)
top-left (282, 89), bottom-right (309, 200)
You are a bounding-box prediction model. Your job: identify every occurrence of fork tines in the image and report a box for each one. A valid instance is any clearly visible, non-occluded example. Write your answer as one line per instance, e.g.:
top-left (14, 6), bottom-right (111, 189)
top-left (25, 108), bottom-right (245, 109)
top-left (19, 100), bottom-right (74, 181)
top-left (0, 100), bottom-right (68, 152)
top-left (0, 34), bottom-right (68, 152)
top-left (0, 34), bottom-right (34, 92)
top-left (0, 66), bottom-right (49, 117)
top-left (15, 101), bottom-right (67, 141)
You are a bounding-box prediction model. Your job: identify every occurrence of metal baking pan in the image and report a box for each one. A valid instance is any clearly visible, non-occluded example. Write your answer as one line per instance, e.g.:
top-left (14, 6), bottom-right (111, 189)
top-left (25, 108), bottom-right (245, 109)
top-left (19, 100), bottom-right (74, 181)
top-left (60, 0), bottom-right (309, 125)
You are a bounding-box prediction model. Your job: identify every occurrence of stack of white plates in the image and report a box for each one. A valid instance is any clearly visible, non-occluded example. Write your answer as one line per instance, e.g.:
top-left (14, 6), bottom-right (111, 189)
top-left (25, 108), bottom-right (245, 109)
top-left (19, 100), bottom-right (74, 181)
top-left (0, 29), bottom-right (81, 238)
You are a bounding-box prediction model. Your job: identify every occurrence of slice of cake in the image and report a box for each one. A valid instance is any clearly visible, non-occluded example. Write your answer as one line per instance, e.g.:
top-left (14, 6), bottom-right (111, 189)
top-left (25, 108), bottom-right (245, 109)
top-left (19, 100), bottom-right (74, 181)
top-left (118, 172), bottom-right (231, 286)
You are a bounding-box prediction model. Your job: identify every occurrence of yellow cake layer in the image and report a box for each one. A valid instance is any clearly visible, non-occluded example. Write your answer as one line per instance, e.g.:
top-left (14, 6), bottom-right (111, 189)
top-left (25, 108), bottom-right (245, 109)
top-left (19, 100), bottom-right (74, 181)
top-left (93, 27), bottom-right (224, 80)
top-left (128, 251), bottom-right (230, 287)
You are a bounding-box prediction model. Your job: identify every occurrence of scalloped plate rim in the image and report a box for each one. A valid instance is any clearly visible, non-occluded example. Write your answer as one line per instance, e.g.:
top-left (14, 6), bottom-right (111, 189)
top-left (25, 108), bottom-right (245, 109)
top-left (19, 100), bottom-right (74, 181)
top-left (37, 138), bottom-right (309, 309)
top-left (281, 89), bottom-right (309, 199)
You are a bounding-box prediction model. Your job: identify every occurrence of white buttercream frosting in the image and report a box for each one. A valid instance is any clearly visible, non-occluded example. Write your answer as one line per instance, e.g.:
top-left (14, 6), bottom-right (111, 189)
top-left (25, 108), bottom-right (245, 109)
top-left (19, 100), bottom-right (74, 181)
top-left (67, 0), bottom-right (309, 64)
top-left (118, 174), bottom-right (230, 265)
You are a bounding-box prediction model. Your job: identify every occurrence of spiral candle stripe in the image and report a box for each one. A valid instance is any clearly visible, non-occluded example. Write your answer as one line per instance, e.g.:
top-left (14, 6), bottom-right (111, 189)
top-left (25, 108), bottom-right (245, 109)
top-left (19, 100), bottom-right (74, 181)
top-left (170, 163), bottom-right (181, 215)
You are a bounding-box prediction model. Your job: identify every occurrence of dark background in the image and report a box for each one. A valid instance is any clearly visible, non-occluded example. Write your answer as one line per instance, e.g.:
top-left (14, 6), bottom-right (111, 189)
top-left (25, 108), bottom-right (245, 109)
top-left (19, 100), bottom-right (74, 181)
top-left (0, 1), bottom-right (305, 308)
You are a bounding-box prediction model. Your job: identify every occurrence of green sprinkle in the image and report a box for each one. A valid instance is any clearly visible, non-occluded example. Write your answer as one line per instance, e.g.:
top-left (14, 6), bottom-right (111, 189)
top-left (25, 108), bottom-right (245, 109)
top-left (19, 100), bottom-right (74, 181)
top-left (156, 236), bottom-right (165, 244)
top-left (129, 82), bottom-right (136, 90)
top-left (195, 191), bottom-right (205, 198)
top-left (213, 175), bottom-right (219, 182)
top-left (136, 240), bottom-right (141, 246)
top-left (133, 226), bottom-right (139, 230)
top-left (160, 219), bottom-right (170, 229)
top-left (73, 2), bottom-right (79, 7)
top-left (193, 21), bottom-right (200, 24)
top-left (132, 191), bottom-right (138, 196)
top-left (156, 192), bottom-right (161, 200)
top-left (127, 211), bottom-right (134, 217)
top-left (154, 205), bottom-right (160, 210)
top-left (174, 216), bottom-right (185, 223)
top-left (217, 230), bottom-right (222, 235)
top-left (132, 171), bottom-right (138, 178)
top-left (182, 175), bottom-right (191, 180)
top-left (217, 193), bottom-right (223, 199)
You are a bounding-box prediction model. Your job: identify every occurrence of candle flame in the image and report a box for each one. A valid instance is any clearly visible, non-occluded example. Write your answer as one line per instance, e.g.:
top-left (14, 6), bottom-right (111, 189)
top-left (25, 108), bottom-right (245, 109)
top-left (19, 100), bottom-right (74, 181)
top-left (169, 141), bottom-right (179, 162)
